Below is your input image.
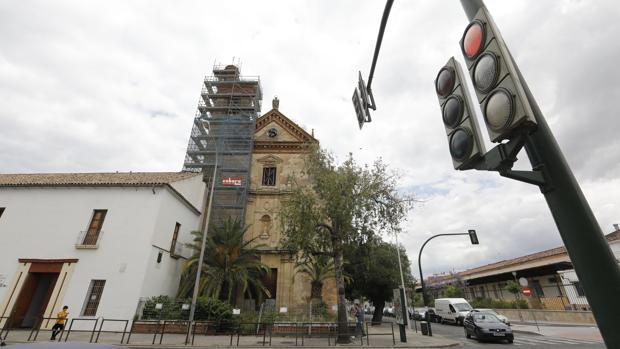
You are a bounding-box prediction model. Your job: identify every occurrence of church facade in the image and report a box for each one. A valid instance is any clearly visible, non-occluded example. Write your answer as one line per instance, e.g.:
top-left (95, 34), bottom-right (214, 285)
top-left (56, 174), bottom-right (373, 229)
top-left (243, 99), bottom-right (336, 311)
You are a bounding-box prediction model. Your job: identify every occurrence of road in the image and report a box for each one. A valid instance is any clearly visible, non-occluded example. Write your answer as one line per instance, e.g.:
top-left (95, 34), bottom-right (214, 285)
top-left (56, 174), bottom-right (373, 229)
top-left (424, 321), bottom-right (605, 348)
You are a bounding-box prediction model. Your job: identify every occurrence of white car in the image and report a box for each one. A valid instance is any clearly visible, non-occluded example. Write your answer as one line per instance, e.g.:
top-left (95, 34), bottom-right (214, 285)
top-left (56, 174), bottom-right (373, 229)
top-left (470, 309), bottom-right (511, 326)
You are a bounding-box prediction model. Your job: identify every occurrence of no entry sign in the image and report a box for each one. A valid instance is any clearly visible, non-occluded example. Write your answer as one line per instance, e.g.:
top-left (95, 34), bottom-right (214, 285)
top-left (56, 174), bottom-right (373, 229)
top-left (522, 287), bottom-right (532, 297)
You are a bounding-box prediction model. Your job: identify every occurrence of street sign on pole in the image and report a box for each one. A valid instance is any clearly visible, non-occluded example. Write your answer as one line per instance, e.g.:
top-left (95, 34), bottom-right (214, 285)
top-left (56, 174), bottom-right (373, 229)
top-left (518, 277), bottom-right (528, 287)
top-left (522, 287), bottom-right (532, 297)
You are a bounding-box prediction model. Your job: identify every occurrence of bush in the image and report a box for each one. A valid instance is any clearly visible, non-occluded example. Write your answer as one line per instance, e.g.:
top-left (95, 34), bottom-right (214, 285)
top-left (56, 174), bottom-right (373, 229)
top-left (142, 295), bottom-right (181, 320)
top-left (470, 298), bottom-right (528, 309)
top-left (194, 296), bottom-right (233, 321)
top-left (141, 295), bottom-right (233, 321)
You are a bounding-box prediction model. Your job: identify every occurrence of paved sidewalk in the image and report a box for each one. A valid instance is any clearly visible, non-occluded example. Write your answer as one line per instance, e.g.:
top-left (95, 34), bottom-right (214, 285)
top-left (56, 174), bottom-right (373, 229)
top-left (511, 322), bottom-right (602, 342)
top-left (1, 327), bottom-right (458, 348)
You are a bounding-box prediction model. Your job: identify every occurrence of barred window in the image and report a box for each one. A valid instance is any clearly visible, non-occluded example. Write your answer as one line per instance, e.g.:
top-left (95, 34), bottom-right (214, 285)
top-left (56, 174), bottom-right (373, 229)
top-left (82, 280), bottom-right (106, 316)
top-left (262, 167), bottom-right (276, 186)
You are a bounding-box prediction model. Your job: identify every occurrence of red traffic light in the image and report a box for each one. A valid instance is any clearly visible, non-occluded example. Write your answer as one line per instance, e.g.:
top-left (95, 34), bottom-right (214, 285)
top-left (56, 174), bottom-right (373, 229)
top-left (435, 67), bottom-right (456, 98)
top-left (462, 21), bottom-right (485, 59)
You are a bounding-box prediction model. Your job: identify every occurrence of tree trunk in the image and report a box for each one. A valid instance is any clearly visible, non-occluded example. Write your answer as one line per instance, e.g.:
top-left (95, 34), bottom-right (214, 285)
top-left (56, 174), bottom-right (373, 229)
top-left (372, 299), bottom-right (385, 325)
top-left (311, 281), bottom-right (323, 299)
top-left (332, 243), bottom-right (351, 343)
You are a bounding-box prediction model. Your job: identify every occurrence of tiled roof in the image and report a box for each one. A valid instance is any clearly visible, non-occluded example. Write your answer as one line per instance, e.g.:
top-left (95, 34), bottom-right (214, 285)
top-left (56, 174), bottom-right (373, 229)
top-left (0, 172), bottom-right (200, 187)
top-left (458, 230), bottom-right (620, 278)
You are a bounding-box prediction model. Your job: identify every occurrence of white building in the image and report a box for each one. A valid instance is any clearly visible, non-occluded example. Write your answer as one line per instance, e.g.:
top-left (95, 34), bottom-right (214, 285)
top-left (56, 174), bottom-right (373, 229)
top-left (0, 172), bottom-right (204, 328)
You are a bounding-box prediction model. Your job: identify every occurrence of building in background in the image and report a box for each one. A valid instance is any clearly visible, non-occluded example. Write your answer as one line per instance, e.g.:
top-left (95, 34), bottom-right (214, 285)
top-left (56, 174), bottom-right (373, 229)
top-left (422, 227), bottom-right (620, 312)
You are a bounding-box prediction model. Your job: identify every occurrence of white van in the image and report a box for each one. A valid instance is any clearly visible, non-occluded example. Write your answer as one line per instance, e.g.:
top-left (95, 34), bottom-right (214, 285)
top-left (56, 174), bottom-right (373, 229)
top-left (434, 298), bottom-right (473, 325)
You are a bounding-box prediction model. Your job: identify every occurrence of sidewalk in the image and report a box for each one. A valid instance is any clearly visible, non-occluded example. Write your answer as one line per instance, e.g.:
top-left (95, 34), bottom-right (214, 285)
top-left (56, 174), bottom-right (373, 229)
top-left (511, 322), bottom-right (602, 342)
top-left (1, 326), bottom-right (459, 348)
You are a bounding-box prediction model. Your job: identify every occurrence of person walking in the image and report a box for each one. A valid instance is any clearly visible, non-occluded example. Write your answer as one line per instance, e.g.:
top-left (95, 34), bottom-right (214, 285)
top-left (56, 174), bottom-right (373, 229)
top-left (50, 306), bottom-right (69, 340)
top-left (354, 301), bottom-right (366, 337)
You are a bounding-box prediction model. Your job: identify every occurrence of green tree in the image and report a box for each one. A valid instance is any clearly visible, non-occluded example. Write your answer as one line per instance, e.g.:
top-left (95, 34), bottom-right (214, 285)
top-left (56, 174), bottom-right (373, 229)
top-left (504, 281), bottom-right (521, 295)
top-left (344, 241), bottom-right (414, 324)
top-left (294, 254), bottom-right (346, 300)
top-left (177, 218), bottom-right (271, 304)
top-left (280, 147), bottom-right (413, 342)
top-left (444, 284), bottom-right (464, 298)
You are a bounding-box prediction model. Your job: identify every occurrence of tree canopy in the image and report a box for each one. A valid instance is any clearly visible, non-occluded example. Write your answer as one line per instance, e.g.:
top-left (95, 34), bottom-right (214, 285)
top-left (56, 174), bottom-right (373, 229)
top-left (279, 147), bottom-right (414, 342)
top-left (344, 240), bottom-right (414, 323)
top-left (177, 218), bottom-right (271, 304)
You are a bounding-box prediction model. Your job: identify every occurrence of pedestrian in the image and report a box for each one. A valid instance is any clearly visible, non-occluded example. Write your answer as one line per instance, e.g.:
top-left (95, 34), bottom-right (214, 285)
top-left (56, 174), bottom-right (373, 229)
top-left (354, 300), bottom-right (365, 337)
top-left (50, 306), bottom-right (69, 340)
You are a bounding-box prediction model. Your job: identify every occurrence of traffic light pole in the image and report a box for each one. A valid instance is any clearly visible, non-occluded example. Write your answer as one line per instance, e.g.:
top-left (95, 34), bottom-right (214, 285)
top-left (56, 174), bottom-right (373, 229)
top-left (460, 1), bottom-right (620, 347)
top-left (418, 232), bottom-right (474, 307)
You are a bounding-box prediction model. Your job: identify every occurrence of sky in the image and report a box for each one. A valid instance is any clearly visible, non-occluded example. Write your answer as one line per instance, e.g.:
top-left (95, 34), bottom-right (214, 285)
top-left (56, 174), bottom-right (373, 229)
top-left (1, 0), bottom-right (619, 277)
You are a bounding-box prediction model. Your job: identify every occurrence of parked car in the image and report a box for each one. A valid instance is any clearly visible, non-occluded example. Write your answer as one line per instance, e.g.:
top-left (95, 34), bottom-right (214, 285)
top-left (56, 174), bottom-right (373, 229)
top-left (434, 298), bottom-right (473, 325)
top-left (470, 308), bottom-right (511, 326)
top-left (413, 307), bottom-right (427, 320)
top-left (463, 312), bottom-right (514, 343)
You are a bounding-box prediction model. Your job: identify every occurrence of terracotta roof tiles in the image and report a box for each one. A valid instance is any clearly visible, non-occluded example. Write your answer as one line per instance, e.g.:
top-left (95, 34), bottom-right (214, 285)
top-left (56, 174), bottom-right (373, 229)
top-left (0, 172), bottom-right (200, 187)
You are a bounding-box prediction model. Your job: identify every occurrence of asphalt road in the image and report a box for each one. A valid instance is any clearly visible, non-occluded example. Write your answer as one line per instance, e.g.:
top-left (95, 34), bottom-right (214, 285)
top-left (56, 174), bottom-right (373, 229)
top-left (425, 321), bottom-right (605, 348)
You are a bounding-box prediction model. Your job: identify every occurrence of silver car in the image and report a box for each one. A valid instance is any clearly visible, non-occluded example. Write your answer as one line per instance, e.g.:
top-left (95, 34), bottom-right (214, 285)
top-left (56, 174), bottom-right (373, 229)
top-left (470, 308), bottom-right (511, 326)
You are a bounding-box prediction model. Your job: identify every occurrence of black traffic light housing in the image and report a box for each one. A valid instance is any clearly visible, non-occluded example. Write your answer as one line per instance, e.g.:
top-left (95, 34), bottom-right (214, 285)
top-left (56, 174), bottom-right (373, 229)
top-left (460, 7), bottom-right (537, 142)
top-left (435, 57), bottom-right (486, 170)
top-left (468, 229), bottom-right (479, 245)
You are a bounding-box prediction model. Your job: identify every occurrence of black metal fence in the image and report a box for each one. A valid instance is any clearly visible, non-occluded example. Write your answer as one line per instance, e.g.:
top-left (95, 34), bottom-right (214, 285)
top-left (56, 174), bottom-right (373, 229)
top-left (0, 314), bottom-right (395, 347)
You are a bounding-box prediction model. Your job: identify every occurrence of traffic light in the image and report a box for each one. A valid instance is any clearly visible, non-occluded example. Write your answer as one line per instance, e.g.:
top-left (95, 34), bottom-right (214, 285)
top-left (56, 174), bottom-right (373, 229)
top-left (468, 229), bottom-right (479, 245)
top-left (352, 71), bottom-right (373, 129)
top-left (460, 7), bottom-right (536, 142)
top-left (435, 57), bottom-right (486, 170)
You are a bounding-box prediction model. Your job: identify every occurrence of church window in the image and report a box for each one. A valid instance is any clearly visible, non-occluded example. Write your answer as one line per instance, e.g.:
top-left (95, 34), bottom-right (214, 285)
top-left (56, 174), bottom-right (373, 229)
top-left (262, 167), bottom-right (277, 186)
top-left (81, 210), bottom-right (107, 246)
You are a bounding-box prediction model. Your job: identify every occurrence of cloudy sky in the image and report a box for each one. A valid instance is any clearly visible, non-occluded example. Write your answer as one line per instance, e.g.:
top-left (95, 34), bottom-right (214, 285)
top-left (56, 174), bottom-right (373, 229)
top-left (2, 0), bottom-right (619, 277)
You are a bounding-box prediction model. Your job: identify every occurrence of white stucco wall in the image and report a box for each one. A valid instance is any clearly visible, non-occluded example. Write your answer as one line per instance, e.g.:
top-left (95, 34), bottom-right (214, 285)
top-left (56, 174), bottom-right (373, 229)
top-left (0, 183), bottom-right (202, 326)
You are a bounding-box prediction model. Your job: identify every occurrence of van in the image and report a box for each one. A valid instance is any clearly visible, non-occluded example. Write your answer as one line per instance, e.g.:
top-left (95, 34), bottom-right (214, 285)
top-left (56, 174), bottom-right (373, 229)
top-left (434, 298), bottom-right (472, 325)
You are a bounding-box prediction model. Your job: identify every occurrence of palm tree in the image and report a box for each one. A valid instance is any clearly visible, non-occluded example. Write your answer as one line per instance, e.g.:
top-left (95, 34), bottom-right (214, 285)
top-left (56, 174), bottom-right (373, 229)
top-left (294, 255), bottom-right (350, 300)
top-left (177, 217), bottom-right (271, 304)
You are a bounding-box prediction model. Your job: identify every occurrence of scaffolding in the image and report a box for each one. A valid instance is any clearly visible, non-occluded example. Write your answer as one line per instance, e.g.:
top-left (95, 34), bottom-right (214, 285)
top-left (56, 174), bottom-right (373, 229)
top-left (183, 64), bottom-right (262, 226)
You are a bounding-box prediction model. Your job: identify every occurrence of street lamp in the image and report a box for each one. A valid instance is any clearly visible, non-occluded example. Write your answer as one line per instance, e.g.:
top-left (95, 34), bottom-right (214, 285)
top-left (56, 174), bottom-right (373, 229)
top-left (394, 232), bottom-right (413, 330)
top-left (186, 137), bottom-right (220, 343)
top-left (418, 230), bottom-right (479, 307)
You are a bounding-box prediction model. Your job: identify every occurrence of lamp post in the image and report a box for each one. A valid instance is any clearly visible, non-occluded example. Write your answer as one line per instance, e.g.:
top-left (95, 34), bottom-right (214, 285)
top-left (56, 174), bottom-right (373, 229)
top-left (418, 230), bottom-right (479, 307)
top-left (186, 138), bottom-right (219, 342)
top-left (394, 233), bottom-right (413, 330)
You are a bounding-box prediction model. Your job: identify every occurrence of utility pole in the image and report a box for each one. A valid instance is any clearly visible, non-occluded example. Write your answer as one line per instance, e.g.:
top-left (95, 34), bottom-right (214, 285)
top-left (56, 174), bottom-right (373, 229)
top-left (457, 2), bottom-right (620, 347)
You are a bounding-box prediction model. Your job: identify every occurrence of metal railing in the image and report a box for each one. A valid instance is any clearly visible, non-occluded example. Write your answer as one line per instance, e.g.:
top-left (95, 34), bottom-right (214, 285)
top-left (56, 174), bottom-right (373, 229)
top-left (75, 230), bottom-right (104, 249)
top-left (1, 318), bottom-right (395, 347)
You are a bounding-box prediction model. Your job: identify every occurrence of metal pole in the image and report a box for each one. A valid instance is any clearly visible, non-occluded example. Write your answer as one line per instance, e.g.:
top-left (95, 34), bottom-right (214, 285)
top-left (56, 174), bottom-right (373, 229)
top-left (460, 1), bottom-right (620, 346)
top-left (187, 139), bottom-right (219, 337)
top-left (394, 233), bottom-right (413, 330)
top-left (418, 233), bottom-right (471, 306)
